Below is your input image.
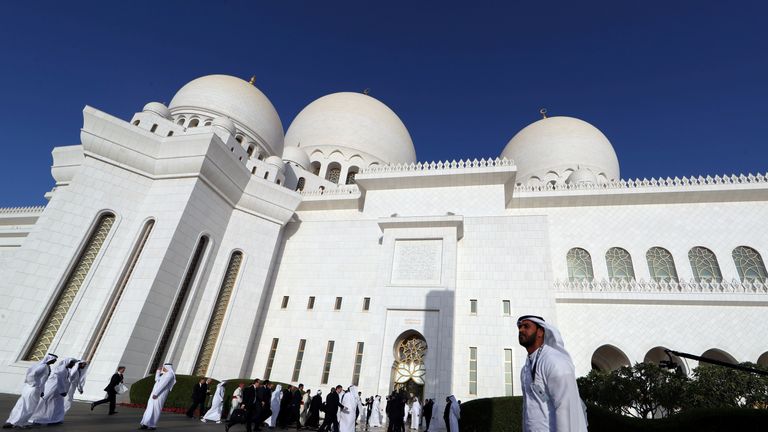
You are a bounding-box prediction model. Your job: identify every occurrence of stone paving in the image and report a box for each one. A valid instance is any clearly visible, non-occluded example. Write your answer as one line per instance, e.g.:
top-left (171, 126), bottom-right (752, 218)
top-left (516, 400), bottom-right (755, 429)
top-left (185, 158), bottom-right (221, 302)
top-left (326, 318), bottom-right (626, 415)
top-left (0, 394), bottom-right (391, 432)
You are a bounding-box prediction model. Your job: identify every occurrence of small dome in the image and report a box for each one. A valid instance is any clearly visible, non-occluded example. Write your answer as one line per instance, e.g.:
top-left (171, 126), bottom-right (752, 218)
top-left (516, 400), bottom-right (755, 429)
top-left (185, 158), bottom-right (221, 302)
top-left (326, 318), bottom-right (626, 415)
top-left (566, 167), bottom-right (598, 185)
top-left (212, 116), bottom-right (236, 136)
top-left (143, 102), bottom-right (171, 119)
top-left (501, 116), bottom-right (619, 184)
top-left (282, 146), bottom-right (311, 170)
top-left (284, 92), bottom-right (416, 164)
top-left (264, 155), bottom-right (285, 173)
top-left (169, 75), bottom-right (284, 156)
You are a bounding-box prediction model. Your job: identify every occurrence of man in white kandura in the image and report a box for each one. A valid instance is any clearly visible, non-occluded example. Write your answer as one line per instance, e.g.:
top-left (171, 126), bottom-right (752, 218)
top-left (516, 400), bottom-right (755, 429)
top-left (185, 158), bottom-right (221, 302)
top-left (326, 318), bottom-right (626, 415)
top-left (338, 386), bottom-right (359, 432)
top-left (2, 353), bottom-right (58, 428)
top-left (202, 380), bottom-right (227, 423)
top-left (64, 360), bottom-right (88, 413)
top-left (410, 397), bottom-right (421, 430)
top-left (517, 315), bottom-right (588, 432)
top-left (29, 357), bottom-right (77, 425)
top-left (139, 363), bottom-right (177, 430)
top-left (447, 395), bottom-right (460, 432)
top-left (369, 395), bottom-right (382, 427)
top-left (268, 383), bottom-right (282, 428)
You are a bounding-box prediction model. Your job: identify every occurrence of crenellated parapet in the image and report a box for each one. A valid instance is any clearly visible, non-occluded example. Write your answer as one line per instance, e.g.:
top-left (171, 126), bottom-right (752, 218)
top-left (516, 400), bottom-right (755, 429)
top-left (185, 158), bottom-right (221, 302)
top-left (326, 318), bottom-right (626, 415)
top-left (554, 278), bottom-right (768, 294)
top-left (516, 172), bottom-right (768, 193)
top-left (359, 157), bottom-right (515, 175)
top-left (0, 205), bottom-right (46, 215)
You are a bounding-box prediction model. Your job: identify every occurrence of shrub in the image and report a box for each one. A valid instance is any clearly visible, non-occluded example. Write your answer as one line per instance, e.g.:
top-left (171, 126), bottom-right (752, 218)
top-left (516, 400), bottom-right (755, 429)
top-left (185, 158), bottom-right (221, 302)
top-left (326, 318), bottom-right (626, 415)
top-left (459, 396), bottom-right (523, 432)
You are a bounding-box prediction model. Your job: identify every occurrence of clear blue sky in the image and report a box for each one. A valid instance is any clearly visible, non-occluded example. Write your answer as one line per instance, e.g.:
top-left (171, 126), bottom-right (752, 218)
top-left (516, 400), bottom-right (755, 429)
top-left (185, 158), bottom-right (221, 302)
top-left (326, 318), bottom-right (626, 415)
top-left (1, 1), bottom-right (766, 206)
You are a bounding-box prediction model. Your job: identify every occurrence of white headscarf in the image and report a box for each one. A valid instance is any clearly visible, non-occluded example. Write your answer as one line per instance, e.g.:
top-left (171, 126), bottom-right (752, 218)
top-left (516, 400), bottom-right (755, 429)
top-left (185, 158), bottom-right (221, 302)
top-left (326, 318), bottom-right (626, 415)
top-left (448, 395), bottom-right (460, 420)
top-left (346, 385), bottom-right (360, 407)
top-left (517, 315), bottom-right (574, 366)
top-left (272, 384), bottom-right (283, 404)
top-left (159, 363), bottom-right (177, 390)
top-left (39, 353), bottom-right (58, 365)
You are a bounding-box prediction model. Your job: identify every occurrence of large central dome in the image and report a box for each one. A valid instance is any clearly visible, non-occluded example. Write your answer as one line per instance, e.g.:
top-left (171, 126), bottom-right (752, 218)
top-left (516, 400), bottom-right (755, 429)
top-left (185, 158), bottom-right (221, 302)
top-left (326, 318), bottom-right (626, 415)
top-left (169, 75), bottom-right (284, 156)
top-left (284, 92), bottom-right (416, 165)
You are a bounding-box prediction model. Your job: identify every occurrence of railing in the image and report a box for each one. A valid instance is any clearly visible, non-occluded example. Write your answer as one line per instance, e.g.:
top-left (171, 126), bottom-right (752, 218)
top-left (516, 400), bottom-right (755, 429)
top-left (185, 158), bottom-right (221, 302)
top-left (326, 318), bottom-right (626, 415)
top-left (554, 278), bottom-right (768, 294)
top-left (358, 157), bottom-right (514, 175)
top-left (0, 205), bottom-right (46, 215)
top-left (515, 173), bottom-right (768, 193)
top-left (300, 185), bottom-right (360, 197)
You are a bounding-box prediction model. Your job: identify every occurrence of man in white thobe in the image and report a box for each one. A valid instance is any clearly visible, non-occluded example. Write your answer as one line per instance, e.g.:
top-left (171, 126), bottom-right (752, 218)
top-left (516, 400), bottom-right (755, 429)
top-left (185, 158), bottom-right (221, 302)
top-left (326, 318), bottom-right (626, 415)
top-left (2, 353), bottom-right (58, 428)
top-left (338, 385), bottom-right (359, 432)
top-left (29, 357), bottom-right (76, 425)
top-left (410, 398), bottom-right (421, 430)
top-left (231, 382), bottom-right (244, 413)
top-left (268, 383), bottom-right (282, 427)
top-left (139, 363), bottom-right (177, 430)
top-left (202, 380), bottom-right (226, 423)
top-left (64, 360), bottom-right (88, 412)
top-left (447, 395), bottom-right (459, 432)
top-left (517, 315), bottom-right (588, 432)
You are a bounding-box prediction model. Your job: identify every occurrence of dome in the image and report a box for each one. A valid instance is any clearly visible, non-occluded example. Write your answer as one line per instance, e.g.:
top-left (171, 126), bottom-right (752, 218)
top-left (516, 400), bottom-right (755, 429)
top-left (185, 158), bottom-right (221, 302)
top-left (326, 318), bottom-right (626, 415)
top-left (566, 166), bottom-right (598, 185)
top-left (284, 92), bottom-right (416, 164)
top-left (212, 116), bottom-right (236, 136)
top-left (143, 102), bottom-right (171, 119)
top-left (501, 116), bottom-right (619, 185)
top-left (264, 155), bottom-right (285, 172)
top-left (169, 75), bottom-right (284, 156)
top-left (282, 146), bottom-right (311, 170)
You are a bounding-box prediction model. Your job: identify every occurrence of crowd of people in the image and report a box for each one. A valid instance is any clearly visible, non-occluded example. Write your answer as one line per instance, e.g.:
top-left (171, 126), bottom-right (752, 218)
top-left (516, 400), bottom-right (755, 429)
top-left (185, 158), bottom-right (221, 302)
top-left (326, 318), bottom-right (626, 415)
top-left (3, 353), bottom-right (93, 428)
top-left (2, 314), bottom-right (587, 432)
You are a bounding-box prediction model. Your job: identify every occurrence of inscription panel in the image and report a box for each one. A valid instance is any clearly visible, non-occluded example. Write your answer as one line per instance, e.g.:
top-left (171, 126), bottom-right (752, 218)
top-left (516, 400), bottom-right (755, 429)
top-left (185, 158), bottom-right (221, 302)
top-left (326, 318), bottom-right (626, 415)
top-left (391, 239), bottom-right (443, 285)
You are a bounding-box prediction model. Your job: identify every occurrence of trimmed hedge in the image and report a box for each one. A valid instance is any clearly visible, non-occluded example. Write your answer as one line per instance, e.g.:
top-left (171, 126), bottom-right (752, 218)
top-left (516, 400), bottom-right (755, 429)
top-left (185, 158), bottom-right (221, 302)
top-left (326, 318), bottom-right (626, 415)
top-left (129, 375), bottom-right (290, 415)
top-left (459, 396), bottom-right (768, 432)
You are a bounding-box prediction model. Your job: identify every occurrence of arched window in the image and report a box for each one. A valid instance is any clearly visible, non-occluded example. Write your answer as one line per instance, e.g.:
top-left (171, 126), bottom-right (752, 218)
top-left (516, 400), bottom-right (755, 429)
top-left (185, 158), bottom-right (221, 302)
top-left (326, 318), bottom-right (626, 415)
top-left (326, 162), bottom-right (341, 184)
top-left (149, 235), bottom-right (209, 372)
top-left (732, 246), bottom-right (768, 282)
top-left (204, 121), bottom-right (212, 126)
top-left (177, 118), bottom-right (185, 126)
top-left (311, 161), bottom-right (321, 176)
top-left (247, 146), bottom-right (255, 157)
top-left (263, 172), bottom-right (269, 180)
top-left (566, 248), bottom-right (594, 282)
top-left (295, 177), bottom-right (306, 192)
top-left (150, 124), bottom-right (158, 133)
top-left (132, 120), bottom-right (140, 126)
top-left (235, 135), bottom-right (243, 144)
top-left (646, 247), bottom-right (678, 282)
top-left (24, 212), bottom-right (116, 361)
top-left (606, 247), bottom-right (635, 281)
top-left (194, 251), bottom-right (243, 375)
top-left (188, 118), bottom-right (200, 128)
top-left (688, 247), bottom-right (722, 283)
top-left (167, 131), bottom-right (174, 137)
top-left (345, 167), bottom-right (359, 185)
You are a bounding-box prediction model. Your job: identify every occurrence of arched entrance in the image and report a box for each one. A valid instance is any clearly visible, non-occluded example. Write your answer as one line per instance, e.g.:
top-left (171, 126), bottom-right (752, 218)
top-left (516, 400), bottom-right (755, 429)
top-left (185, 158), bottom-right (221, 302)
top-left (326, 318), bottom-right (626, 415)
top-left (391, 331), bottom-right (427, 400)
top-left (591, 344), bottom-right (631, 372)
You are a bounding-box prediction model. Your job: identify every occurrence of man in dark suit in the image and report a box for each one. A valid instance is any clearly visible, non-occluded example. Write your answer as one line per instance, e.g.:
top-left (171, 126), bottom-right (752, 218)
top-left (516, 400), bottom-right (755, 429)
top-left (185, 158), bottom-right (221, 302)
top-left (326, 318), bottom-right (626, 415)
top-left (242, 379), bottom-right (262, 432)
top-left (256, 380), bottom-right (272, 427)
top-left (319, 385), bottom-right (342, 432)
top-left (291, 384), bottom-right (304, 430)
top-left (91, 366), bottom-right (125, 415)
top-left (186, 378), bottom-right (209, 418)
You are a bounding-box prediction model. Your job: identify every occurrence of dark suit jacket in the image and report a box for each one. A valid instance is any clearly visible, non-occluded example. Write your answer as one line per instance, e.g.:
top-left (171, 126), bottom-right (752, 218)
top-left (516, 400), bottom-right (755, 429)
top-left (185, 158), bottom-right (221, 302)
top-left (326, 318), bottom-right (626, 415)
top-left (324, 391), bottom-right (340, 419)
top-left (103, 373), bottom-right (123, 394)
top-left (191, 382), bottom-right (208, 402)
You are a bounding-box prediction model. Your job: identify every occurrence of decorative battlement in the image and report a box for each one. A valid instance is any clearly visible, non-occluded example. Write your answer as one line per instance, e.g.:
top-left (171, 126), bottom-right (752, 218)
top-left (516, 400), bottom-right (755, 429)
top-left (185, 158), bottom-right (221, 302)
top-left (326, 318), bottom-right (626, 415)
top-left (358, 157), bottom-right (514, 175)
top-left (554, 278), bottom-right (768, 294)
top-left (515, 173), bottom-right (768, 193)
top-left (300, 184), bottom-right (360, 197)
top-left (0, 205), bottom-right (46, 215)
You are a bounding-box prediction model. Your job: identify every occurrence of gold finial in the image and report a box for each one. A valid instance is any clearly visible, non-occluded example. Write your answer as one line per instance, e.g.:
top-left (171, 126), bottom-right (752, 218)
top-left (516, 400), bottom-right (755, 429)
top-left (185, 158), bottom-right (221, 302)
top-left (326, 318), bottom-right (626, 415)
top-left (249, 75), bottom-right (256, 85)
top-left (363, 88), bottom-right (370, 96)
top-left (540, 108), bottom-right (548, 119)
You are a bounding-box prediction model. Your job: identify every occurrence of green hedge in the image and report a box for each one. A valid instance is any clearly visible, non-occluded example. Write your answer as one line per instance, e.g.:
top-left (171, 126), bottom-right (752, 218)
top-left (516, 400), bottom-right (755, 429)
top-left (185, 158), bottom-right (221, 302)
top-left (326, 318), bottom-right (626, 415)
top-left (129, 375), bottom-right (290, 414)
top-left (458, 397), bottom-right (768, 432)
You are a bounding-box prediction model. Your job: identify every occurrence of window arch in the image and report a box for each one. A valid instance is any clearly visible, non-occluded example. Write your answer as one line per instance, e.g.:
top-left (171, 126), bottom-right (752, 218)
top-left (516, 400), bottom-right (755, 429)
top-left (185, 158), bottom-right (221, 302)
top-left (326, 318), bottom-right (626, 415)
top-left (326, 162), bottom-right (342, 184)
top-left (311, 161), bottom-right (321, 176)
top-left (295, 177), bottom-right (306, 192)
top-left (188, 118), bottom-right (200, 128)
top-left (688, 246), bottom-right (722, 283)
top-left (606, 247), bottom-right (635, 281)
top-left (566, 248), bottom-right (594, 282)
top-left (235, 135), bottom-right (243, 144)
top-left (132, 120), bottom-right (140, 126)
top-left (345, 166), bottom-right (359, 185)
top-left (732, 246), bottom-right (768, 282)
top-left (176, 118), bottom-right (185, 126)
top-left (150, 124), bottom-right (158, 133)
top-left (646, 247), bottom-right (678, 282)
top-left (24, 212), bottom-right (117, 361)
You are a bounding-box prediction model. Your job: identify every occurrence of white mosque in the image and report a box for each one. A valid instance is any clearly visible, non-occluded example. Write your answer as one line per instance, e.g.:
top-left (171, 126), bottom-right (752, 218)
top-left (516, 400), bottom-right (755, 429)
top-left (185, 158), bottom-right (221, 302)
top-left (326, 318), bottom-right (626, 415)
top-left (0, 75), bottom-right (767, 409)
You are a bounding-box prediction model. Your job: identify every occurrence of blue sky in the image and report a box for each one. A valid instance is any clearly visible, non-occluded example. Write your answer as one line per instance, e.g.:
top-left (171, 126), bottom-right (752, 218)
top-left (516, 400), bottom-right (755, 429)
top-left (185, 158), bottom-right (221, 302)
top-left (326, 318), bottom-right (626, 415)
top-left (1, 1), bottom-right (766, 205)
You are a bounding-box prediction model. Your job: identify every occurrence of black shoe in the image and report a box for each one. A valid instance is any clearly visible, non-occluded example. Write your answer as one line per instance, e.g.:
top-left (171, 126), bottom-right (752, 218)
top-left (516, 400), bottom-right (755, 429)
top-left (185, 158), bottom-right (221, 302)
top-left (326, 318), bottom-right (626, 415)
top-left (90, 402), bottom-right (95, 411)
top-left (138, 425), bottom-right (148, 430)
top-left (109, 411), bottom-right (118, 415)
top-left (2, 424), bottom-right (13, 429)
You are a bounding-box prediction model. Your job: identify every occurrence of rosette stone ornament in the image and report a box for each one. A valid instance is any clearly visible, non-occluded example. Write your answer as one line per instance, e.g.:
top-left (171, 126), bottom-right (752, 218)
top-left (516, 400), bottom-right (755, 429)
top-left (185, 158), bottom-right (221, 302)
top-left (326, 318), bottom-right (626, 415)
top-left (393, 336), bottom-right (428, 389)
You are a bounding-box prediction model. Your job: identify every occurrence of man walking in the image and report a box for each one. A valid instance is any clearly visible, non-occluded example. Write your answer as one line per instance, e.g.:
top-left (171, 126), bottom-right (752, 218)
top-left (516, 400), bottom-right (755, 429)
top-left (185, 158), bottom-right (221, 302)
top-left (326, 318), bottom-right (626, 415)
top-left (186, 378), bottom-right (209, 418)
top-left (3, 353), bottom-right (57, 428)
top-left (319, 385), bottom-right (342, 432)
top-left (139, 363), bottom-right (177, 430)
top-left (91, 365), bottom-right (125, 415)
top-left (517, 315), bottom-right (587, 432)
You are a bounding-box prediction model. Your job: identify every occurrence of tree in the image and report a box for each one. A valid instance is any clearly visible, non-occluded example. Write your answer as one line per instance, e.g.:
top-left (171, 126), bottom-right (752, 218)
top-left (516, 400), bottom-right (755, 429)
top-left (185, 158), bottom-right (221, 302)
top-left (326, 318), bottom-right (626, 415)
top-left (684, 362), bottom-right (768, 410)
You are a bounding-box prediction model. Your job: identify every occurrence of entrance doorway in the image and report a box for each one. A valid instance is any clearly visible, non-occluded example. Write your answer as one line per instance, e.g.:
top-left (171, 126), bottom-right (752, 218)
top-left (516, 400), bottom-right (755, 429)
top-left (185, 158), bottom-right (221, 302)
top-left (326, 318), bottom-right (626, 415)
top-left (391, 331), bottom-right (428, 400)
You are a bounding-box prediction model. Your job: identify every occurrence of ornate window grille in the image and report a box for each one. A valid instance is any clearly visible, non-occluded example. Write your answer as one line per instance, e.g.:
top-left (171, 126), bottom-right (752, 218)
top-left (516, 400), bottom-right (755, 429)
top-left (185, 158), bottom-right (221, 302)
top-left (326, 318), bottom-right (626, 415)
top-left (732, 246), bottom-right (768, 282)
top-left (193, 251), bottom-right (243, 376)
top-left (688, 247), bottom-right (722, 283)
top-left (328, 168), bottom-right (341, 184)
top-left (24, 213), bottom-right (116, 361)
top-left (394, 335), bottom-right (427, 390)
top-left (646, 247), bottom-right (678, 282)
top-left (469, 347), bottom-right (478, 395)
top-left (566, 248), bottom-right (594, 282)
top-left (352, 342), bottom-right (365, 386)
top-left (321, 340), bottom-right (335, 384)
top-left (606, 247), bottom-right (635, 281)
top-left (292, 339), bottom-right (306, 382)
top-left (295, 177), bottom-right (306, 192)
top-left (264, 338), bottom-right (279, 379)
top-left (504, 349), bottom-right (514, 396)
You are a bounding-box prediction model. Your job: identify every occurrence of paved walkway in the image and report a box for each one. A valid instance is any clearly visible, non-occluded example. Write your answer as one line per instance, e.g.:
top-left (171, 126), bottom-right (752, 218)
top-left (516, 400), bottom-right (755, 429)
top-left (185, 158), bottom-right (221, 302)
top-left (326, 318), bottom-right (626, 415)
top-left (0, 394), bottom-right (388, 431)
